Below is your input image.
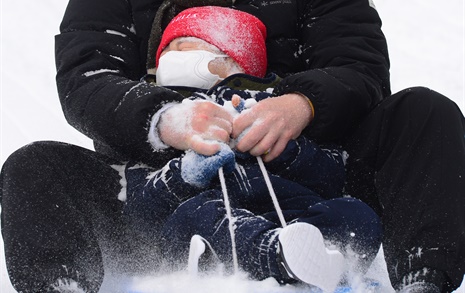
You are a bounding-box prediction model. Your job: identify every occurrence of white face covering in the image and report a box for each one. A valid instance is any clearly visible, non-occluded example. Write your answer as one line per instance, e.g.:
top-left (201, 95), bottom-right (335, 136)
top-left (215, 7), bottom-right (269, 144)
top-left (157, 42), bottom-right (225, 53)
top-left (156, 50), bottom-right (228, 89)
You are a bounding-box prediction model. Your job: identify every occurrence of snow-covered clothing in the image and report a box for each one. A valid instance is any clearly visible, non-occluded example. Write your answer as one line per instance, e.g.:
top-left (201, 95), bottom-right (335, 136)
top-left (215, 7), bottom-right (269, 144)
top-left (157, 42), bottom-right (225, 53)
top-left (1, 0), bottom-right (465, 292)
top-left (123, 134), bottom-right (382, 279)
top-left (122, 73), bottom-right (381, 281)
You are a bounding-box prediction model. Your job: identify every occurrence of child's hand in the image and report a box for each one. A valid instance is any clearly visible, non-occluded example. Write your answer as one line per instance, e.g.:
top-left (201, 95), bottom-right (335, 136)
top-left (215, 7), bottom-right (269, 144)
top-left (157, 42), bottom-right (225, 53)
top-left (181, 143), bottom-right (236, 188)
top-left (231, 94), bottom-right (246, 113)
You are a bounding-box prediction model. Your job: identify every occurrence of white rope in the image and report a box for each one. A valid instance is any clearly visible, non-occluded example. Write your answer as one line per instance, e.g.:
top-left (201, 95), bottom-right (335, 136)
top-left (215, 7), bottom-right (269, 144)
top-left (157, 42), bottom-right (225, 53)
top-left (217, 155), bottom-right (286, 274)
top-left (256, 156), bottom-right (287, 228)
top-left (218, 167), bottom-right (239, 273)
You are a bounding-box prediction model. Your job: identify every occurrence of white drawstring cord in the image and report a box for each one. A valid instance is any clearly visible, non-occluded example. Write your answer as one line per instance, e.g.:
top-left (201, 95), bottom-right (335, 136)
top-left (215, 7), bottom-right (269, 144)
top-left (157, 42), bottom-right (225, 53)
top-left (217, 155), bottom-right (286, 275)
top-left (218, 167), bottom-right (239, 274)
top-left (256, 156), bottom-right (287, 228)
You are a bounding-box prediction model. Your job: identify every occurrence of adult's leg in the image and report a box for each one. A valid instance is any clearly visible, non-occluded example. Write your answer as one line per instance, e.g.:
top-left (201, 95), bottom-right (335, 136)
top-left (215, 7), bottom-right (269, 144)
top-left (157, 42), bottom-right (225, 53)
top-left (345, 87), bottom-right (465, 292)
top-left (0, 141), bottom-right (129, 292)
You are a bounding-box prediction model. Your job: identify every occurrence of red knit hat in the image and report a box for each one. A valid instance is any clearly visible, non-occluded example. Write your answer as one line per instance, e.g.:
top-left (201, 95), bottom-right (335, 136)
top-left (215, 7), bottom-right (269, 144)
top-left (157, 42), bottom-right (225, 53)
top-left (156, 6), bottom-right (267, 77)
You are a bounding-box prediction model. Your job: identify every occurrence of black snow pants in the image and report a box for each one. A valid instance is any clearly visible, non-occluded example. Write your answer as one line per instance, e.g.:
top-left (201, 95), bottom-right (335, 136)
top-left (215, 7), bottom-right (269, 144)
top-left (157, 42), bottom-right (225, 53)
top-left (0, 142), bottom-right (164, 292)
top-left (345, 87), bottom-right (465, 292)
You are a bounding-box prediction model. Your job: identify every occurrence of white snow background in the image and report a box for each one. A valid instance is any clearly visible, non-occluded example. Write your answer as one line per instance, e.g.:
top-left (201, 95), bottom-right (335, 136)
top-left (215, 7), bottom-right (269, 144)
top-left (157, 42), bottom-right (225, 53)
top-left (1, 0), bottom-right (464, 292)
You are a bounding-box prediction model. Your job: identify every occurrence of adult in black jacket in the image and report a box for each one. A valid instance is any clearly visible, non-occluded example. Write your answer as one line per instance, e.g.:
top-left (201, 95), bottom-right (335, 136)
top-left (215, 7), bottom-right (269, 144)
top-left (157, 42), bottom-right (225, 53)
top-left (0, 0), bottom-right (464, 292)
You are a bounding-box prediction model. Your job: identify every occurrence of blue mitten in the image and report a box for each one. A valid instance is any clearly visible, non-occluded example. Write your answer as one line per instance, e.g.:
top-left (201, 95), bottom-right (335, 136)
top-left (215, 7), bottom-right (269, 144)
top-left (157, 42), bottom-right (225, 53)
top-left (181, 143), bottom-right (236, 188)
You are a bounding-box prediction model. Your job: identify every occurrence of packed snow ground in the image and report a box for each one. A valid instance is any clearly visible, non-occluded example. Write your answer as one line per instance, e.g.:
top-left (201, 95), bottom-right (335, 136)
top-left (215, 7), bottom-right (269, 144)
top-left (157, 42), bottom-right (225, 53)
top-left (1, 0), bottom-right (464, 292)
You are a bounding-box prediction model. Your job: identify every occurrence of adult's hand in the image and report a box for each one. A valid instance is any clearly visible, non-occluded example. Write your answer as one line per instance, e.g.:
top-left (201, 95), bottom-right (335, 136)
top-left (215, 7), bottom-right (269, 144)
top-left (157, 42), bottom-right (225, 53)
top-left (158, 99), bottom-right (233, 156)
top-left (232, 93), bottom-right (313, 162)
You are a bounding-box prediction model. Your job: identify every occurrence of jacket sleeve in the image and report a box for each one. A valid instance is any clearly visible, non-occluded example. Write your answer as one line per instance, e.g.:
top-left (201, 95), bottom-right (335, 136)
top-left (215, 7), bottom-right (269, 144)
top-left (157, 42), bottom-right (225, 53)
top-left (274, 0), bottom-right (390, 142)
top-left (55, 0), bottom-right (184, 165)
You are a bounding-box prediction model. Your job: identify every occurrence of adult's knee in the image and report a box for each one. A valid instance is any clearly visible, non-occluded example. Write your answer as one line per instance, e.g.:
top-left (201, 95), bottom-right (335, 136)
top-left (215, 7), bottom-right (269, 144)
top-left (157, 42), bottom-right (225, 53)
top-left (396, 86), bottom-right (462, 118)
top-left (1, 140), bottom-right (118, 216)
top-left (1, 141), bottom-right (69, 197)
top-left (1, 142), bottom-right (51, 201)
top-left (2, 141), bottom-right (68, 174)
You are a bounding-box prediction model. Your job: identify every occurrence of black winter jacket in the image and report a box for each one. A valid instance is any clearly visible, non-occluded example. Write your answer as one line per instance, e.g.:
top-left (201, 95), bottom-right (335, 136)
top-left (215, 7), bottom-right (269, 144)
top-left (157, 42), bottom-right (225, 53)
top-left (55, 0), bottom-right (390, 167)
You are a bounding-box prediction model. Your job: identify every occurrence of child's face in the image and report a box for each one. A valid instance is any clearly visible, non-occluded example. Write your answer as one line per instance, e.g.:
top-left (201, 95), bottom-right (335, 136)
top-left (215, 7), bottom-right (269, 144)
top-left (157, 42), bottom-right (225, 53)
top-left (160, 37), bottom-right (244, 79)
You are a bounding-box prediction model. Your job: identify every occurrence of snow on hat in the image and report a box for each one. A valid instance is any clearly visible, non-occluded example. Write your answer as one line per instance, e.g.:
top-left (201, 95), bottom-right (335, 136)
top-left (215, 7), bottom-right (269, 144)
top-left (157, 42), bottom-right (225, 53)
top-left (156, 6), bottom-right (267, 77)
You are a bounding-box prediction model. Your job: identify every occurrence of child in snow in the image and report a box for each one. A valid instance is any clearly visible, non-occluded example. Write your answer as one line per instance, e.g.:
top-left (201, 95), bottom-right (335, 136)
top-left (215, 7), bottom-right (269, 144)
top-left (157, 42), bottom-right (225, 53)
top-left (123, 6), bottom-right (382, 292)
